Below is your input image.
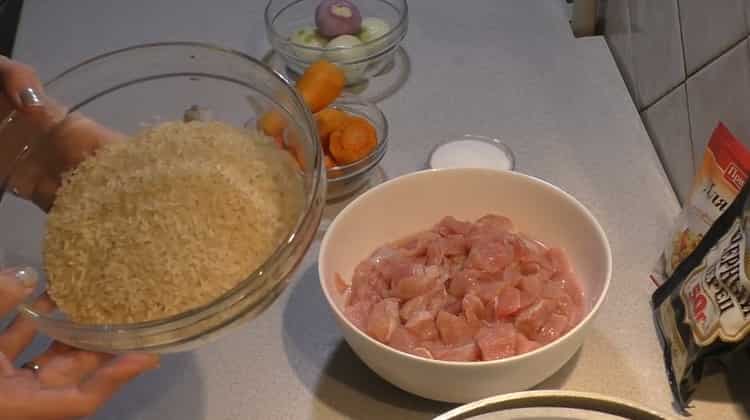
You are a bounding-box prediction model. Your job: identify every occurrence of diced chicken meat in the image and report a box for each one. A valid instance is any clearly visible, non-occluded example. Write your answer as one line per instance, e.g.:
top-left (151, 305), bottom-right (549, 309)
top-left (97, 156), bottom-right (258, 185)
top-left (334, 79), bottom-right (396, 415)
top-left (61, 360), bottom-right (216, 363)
top-left (428, 341), bottom-right (481, 362)
top-left (476, 322), bottom-right (516, 360)
top-left (495, 286), bottom-right (522, 318)
top-left (366, 298), bottom-right (400, 343)
top-left (405, 310), bottom-right (439, 341)
top-left (436, 310), bottom-right (478, 345)
top-left (340, 214), bottom-right (585, 362)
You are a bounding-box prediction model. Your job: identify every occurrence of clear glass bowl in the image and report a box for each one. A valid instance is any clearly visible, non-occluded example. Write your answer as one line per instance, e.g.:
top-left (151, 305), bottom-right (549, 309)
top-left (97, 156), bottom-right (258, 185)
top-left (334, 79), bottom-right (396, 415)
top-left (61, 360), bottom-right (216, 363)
top-left (325, 94), bottom-right (388, 201)
top-left (0, 42), bottom-right (326, 353)
top-left (265, 0), bottom-right (408, 85)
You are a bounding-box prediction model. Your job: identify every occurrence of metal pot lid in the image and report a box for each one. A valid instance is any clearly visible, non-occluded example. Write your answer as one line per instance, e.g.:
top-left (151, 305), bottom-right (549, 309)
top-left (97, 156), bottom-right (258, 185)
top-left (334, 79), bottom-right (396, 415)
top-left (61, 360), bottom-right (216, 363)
top-left (434, 390), bottom-right (675, 420)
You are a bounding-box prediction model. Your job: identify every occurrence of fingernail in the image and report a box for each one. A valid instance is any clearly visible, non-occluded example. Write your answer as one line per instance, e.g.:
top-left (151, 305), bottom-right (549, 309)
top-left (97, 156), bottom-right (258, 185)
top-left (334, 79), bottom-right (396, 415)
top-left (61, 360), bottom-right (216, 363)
top-left (19, 88), bottom-right (42, 107)
top-left (1, 266), bottom-right (38, 290)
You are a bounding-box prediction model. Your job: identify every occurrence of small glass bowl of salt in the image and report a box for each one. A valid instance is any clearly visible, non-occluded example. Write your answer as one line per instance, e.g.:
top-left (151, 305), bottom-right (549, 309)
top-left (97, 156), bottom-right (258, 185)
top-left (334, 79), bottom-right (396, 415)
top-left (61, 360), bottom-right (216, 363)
top-left (429, 134), bottom-right (515, 171)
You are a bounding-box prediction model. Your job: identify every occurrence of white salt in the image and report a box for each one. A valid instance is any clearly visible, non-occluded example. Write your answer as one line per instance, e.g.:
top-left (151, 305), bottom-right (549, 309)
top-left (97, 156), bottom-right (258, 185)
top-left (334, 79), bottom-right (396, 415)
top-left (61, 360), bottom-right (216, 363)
top-left (430, 139), bottom-right (513, 170)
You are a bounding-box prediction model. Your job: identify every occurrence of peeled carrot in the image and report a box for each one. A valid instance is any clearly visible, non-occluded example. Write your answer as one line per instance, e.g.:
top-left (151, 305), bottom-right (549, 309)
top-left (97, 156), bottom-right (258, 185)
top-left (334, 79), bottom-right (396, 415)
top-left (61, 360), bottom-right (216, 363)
top-left (287, 142), bottom-right (305, 171)
top-left (296, 60), bottom-right (346, 113)
top-left (258, 111), bottom-right (287, 138)
top-left (259, 60), bottom-right (345, 138)
top-left (329, 117), bottom-right (378, 165)
top-left (324, 154), bottom-right (337, 169)
top-left (315, 107), bottom-right (349, 150)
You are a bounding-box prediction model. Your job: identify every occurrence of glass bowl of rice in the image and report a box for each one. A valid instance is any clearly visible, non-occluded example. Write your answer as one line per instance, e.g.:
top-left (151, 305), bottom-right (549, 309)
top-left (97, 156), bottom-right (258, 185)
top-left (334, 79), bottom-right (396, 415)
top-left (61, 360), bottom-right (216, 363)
top-left (0, 42), bottom-right (326, 353)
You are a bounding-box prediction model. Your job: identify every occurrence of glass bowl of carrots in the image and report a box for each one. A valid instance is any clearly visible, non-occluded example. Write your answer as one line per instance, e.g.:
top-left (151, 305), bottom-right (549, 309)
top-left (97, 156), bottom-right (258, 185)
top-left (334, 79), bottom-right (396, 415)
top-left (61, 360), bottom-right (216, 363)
top-left (318, 94), bottom-right (387, 200)
top-left (257, 59), bottom-right (387, 201)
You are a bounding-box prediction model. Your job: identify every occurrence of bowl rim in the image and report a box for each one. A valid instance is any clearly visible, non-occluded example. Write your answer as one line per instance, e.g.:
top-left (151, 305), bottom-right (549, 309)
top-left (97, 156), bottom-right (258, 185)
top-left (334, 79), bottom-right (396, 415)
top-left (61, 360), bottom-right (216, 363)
top-left (325, 94), bottom-right (389, 180)
top-left (318, 167), bottom-right (613, 367)
top-left (264, 0), bottom-right (409, 54)
top-left (16, 41), bottom-right (326, 333)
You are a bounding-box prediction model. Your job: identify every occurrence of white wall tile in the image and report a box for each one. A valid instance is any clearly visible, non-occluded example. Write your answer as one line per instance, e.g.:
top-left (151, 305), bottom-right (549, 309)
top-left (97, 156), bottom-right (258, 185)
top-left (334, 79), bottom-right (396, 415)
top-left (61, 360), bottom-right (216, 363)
top-left (686, 39), bottom-right (750, 165)
top-left (679, 0), bottom-right (747, 74)
top-left (629, 0), bottom-right (685, 109)
top-left (641, 85), bottom-right (693, 203)
top-left (603, 0), bottom-right (639, 105)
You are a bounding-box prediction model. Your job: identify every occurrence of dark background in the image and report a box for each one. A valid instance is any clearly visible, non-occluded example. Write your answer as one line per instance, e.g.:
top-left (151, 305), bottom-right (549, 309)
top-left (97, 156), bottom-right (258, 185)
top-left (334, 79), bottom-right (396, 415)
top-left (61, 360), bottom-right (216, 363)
top-left (0, 0), bottom-right (23, 57)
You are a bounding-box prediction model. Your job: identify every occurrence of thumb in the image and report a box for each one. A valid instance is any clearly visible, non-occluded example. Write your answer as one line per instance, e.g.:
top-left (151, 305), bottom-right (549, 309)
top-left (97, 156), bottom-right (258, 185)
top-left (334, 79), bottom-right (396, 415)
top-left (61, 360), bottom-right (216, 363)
top-left (0, 266), bottom-right (38, 315)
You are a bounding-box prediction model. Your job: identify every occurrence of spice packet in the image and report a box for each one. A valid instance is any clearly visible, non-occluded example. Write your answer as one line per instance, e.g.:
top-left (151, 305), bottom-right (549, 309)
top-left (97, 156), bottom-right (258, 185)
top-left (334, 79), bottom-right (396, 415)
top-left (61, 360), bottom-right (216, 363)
top-left (652, 174), bottom-right (750, 412)
top-left (650, 123), bottom-right (750, 287)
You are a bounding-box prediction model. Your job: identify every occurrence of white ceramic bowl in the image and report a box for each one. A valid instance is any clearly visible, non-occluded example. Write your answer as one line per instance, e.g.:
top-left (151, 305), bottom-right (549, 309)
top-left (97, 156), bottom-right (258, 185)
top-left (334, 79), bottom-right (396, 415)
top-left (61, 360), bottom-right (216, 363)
top-left (318, 168), bottom-right (612, 403)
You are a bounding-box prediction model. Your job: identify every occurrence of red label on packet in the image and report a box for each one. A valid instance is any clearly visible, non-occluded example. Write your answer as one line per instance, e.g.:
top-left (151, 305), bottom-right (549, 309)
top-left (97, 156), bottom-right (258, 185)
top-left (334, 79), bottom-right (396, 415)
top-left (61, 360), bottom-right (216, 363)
top-left (725, 162), bottom-right (747, 191)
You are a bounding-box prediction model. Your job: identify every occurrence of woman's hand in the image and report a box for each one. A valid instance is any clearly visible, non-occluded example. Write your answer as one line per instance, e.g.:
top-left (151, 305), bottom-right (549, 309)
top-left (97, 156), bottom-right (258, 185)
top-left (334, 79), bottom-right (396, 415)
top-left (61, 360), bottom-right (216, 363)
top-left (0, 268), bottom-right (159, 420)
top-left (0, 56), bottom-right (126, 211)
top-left (1, 57), bottom-right (158, 419)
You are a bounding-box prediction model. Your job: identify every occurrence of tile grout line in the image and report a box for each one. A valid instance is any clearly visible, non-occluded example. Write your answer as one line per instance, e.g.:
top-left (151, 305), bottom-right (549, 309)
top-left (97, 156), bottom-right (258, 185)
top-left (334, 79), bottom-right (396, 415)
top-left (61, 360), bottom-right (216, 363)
top-left (686, 35), bottom-right (749, 79)
top-left (674, 0), bottom-right (694, 200)
top-left (641, 13), bottom-right (749, 111)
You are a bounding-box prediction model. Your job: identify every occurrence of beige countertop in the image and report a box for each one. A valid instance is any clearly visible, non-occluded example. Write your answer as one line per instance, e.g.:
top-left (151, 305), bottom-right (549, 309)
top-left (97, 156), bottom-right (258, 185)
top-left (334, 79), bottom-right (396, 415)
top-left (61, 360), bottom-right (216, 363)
top-left (3, 0), bottom-right (748, 418)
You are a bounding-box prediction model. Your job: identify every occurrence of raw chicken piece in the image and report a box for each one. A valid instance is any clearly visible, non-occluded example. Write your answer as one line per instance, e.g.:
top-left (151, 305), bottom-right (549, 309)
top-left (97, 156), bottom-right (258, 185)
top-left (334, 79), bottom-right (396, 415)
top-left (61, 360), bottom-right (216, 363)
top-left (474, 214), bottom-right (514, 232)
top-left (448, 269), bottom-right (483, 297)
top-left (502, 263), bottom-right (522, 286)
top-left (552, 271), bottom-right (585, 307)
top-left (515, 332), bottom-right (542, 354)
top-left (443, 294), bottom-right (463, 315)
top-left (446, 254), bottom-right (467, 276)
top-left (412, 347), bottom-right (434, 359)
top-left (426, 236), bottom-right (469, 266)
top-left (546, 247), bottom-right (572, 274)
top-left (426, 240), bottom-right (446, 266)
top-left (536, 313), bottom-right (569, 344)
top-left (519, 274), bottom-right (543, 300)
top-left (476, 322), bottom-right (516, 360)
top-left (344, 301), bottom-right (373, 330)
top-left (514, 299), bottom-right (556, 340)
top-left (516, 239), bottom-right (555, 271)
top-left (514, 234), bottom-right (547, 259)
top-left (434, 216), bottom-right (473, 236)
top-left (393, 265), bottom-right (441, 300)
top-left (389, 326), bottom-right (417, 353)
top-left (366, 298), bottom-right (400, 343)
top-left (351, 258), bottom-right (392, 299)
top-left (350, 275), bottom-right (380, 306)
top-left (399, 294), bottom-right (428, 322)
top-left (372, 252), bottom-right (420, 285)
top-left (405, 310), bottom-right (439, 340)
top-left (476, 281), bottom-right (509, 303)
top-left (436, 310), bottom-right (478, 345)
top-left (341, 288), bottom-right (352, 306)
top-left (334, 273), bottom-right (349, 294)
top-left (466, 238), bottom-right (515, 273)
top-left (520, 261), bottom-right (541, 275)
top-left (519, 288), bottom-right (538, 309)
top-left (444, 235), bottom-right (470, 256)
top-left (462, 293), bottom-right (486, 326)
top-left (426, 286), bottom-right (450, 313)
top-left (551, 292), bottom-right (580, 331)
top-left (542, 278), bottom-right (566, 300)
top-left (428, 341), bottom-right (481, 362)
top-left (369, 245), bottom-right (401, 265)
top-left (495, 286), bottom-right (522, 318)
top-left (400, 286), bottom-right (448, 321)
top-left (395, 231), bottom-right (442, 257)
